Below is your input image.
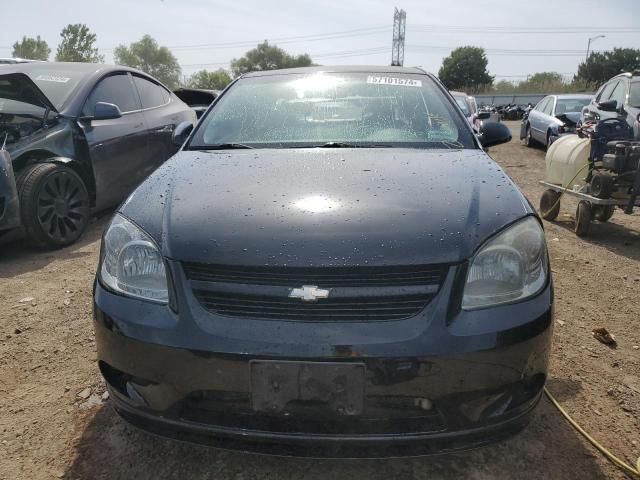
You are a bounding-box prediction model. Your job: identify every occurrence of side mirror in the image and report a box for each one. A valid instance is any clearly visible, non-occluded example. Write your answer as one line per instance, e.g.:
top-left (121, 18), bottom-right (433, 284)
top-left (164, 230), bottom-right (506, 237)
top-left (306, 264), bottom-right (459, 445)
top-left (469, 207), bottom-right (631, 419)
top-left (597, 99), bottom-right (618, 112)
top-left (92, 102), bottom-right (122, 120)
top-left (477, 111), bottom-right (490, 120)
top-left (478, 121), bottom-right (512, 148)
top-left (172, 121), bottom-right (194, 147)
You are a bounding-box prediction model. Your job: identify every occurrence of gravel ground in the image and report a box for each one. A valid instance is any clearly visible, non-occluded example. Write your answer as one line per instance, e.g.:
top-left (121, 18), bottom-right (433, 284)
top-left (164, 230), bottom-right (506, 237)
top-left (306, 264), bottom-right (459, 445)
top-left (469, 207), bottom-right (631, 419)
top-left (0, 121), bottom-right (638, 479)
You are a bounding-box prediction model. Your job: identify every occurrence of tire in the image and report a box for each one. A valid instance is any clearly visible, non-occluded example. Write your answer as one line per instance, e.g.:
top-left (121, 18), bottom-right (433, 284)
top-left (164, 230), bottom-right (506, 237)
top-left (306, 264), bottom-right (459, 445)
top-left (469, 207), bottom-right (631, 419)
top-left (523, 124), bottom-right (534, 147)
top-left (591, 174), bottom-right (615, 199)
top-left (540, 189), bottom-right (561, 221)
top-left (592, 204), bottom-right (615, 222)
top-left (574, 201), bottom-right (592, 237)
top-left (17, 163), bottom-right (90, 248)
top-left (546, 132), bottom-right (553, 151)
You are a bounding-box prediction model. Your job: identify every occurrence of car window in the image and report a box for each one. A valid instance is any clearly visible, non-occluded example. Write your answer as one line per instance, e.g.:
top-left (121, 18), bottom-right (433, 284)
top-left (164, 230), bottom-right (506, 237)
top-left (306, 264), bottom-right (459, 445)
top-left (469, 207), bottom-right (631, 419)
top-left (535, 97), bottom-right (549, 112)
top-left (454, 96), bottom-right (470, 116)
top-left (542, 97), bottom-right (554, 115)
top-left (630, 81), bottom-right (640, 108)
top-left (554, 98), bottom-right (591, 114)
top-left (133, 76), bottom-right (170, 109)
top-left (468, 97), bottom-right (477, 115)
top-left (82, 73), bottom-right (140, 116)
top-left (26, 67), bottom-right (89, 110)
top-left (608, 80), bottom-right (626, 107)
top-left (190, 72), bottom-right (476, 149)
top-left (597, 82), bottom-right (616, 104)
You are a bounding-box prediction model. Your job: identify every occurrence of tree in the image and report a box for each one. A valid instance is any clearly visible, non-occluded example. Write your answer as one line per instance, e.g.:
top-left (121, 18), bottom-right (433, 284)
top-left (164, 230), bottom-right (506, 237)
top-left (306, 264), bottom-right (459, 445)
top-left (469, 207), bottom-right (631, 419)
top-left (187, 69), bottom-right (232, 90)
top-left (55, 24), bottom-right (104, 62)
top-left (438, 46), bottom-right (493, 92)
top-left (575, 48), bottom-right (640, 85)
top-left (114, 35), bottom-right (181, 88)
top-left (517, 72), bottom-right (566, 93)
top-left (231, 41), bottom-right (313, 77)
top-left (12, 35), bottom-right (50, 61)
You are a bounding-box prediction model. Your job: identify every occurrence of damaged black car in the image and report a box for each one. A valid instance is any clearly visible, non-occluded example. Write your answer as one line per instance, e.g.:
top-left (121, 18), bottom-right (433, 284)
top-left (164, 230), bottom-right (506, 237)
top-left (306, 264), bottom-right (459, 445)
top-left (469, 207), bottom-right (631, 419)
top-left (0, 62), bottom-right (195, 247)
top-left (94, 66), bottom-right (553, 457)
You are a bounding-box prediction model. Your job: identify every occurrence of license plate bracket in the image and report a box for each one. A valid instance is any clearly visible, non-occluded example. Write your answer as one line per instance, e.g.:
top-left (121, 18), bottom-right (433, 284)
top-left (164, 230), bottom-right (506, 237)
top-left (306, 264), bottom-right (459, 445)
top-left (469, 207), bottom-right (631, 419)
top-left (250, 361), bottom-right (365, 416)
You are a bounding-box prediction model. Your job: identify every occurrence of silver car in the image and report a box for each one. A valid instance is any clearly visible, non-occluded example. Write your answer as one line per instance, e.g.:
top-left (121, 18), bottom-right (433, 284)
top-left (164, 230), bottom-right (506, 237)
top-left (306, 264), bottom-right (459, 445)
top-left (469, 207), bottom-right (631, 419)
top-left (521, 94), bottom-right (592, 149)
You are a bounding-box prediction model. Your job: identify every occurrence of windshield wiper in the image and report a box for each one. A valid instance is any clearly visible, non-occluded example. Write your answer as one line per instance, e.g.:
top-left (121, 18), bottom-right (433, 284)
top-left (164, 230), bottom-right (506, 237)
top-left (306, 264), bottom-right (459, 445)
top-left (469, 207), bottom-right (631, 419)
top-left (310, 142), bottom-right (395, 148)
top-left (197, 143), bottom-right (254, 150)
top-left (313, 141), bottom-right (360, 148)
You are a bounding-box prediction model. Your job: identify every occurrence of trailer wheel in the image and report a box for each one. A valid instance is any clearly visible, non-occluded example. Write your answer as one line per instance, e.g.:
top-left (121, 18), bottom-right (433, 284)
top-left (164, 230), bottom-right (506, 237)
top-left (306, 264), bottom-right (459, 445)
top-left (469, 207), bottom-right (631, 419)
top-left (540, 189), bottom-right (561, 221)
top-left (592, 204), bottom-right (615, 222)
top-left (575, 201), bottom-right (592, 236)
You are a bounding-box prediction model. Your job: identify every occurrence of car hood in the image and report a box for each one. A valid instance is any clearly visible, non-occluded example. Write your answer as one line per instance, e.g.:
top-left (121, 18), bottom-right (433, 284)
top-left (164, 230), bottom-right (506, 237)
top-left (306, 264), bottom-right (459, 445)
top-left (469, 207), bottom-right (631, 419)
top-left (120, 148), bottom-right (532, 267)
top-left (556, 112), bottom-right (581, 126)
top-left (0, 72), bottom-right (57, 112)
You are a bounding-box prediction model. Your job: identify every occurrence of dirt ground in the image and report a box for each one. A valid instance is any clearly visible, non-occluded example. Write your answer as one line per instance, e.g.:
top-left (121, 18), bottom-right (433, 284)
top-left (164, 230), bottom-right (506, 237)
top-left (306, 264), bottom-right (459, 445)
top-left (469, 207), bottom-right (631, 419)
top-left (1, 121), bottom-right (639, 480)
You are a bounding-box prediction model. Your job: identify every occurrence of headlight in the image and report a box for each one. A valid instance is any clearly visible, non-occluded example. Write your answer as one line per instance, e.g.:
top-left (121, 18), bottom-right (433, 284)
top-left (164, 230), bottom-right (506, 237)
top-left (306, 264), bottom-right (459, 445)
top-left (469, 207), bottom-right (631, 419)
top-left (99, 214), bottom-right (168, 303)
top-left (462, 217), bottom-right (548, 310)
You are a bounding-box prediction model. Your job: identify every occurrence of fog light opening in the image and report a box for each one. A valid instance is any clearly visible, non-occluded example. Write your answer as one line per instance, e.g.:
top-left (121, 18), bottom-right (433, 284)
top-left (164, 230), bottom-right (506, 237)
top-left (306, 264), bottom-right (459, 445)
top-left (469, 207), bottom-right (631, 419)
top-left (413, 397), bottom-right (433, 411)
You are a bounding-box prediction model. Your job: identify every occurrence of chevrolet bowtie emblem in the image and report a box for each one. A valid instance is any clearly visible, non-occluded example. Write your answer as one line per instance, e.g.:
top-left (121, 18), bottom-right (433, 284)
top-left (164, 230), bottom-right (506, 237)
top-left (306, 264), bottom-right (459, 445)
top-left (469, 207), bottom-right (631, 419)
top-left (289, 285), bottom-right (330, 302)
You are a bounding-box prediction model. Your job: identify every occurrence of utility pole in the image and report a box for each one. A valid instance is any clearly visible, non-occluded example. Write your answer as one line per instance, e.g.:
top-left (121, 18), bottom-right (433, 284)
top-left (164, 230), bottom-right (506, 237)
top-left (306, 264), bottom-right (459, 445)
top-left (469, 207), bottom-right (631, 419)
top-left (586, 34), bottom-right (605, 62)
top-left (391, 7), bottom-right (406, 66)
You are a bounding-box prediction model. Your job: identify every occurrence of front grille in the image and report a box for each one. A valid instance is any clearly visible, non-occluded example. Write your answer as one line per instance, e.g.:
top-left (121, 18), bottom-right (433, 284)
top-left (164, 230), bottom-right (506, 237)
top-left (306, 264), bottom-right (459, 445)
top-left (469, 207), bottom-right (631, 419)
top-left (183, 263), bottom-right (444, 288)
top-left (181, 391), bottom-right (446, 435)
top-left (183, 263), bottom-right (447, 322)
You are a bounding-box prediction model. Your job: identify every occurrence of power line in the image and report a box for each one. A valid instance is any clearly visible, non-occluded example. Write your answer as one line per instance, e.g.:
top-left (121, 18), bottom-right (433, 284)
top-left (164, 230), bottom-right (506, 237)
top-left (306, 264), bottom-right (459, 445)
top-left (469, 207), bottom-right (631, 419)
top-left (99, 26), bottom-right (391, 52)
top-left (409, 24), bottom-right (640, 34)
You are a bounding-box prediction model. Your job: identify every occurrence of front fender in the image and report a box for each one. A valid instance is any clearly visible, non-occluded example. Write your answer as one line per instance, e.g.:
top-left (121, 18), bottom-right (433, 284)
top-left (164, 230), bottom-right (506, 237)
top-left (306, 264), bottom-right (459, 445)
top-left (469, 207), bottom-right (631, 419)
top-left (0, 149), bottom-right (20, 231)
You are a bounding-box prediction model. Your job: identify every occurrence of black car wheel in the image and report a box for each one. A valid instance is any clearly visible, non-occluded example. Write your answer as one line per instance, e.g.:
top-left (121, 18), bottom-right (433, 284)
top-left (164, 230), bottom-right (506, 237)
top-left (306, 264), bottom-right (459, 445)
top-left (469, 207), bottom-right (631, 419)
top-left (546, 133), bottom-right (553, 151)
top-left (523, 124), bottom-right (533, 147)
top-left (17, 163), bottom-right (90, 248)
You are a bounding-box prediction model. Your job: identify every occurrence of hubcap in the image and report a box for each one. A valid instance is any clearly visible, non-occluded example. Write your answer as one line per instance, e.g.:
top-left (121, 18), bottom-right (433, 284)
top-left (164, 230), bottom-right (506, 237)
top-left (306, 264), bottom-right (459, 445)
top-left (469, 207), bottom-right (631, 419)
top-left (36, 172), bottom-right (86, 242)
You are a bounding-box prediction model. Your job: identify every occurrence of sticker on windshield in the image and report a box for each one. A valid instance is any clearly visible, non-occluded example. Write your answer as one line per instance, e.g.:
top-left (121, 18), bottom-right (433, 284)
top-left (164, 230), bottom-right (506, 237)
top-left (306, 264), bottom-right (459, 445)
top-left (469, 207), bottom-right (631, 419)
top-left (367, 76), bottom-right (422, 87)
top-left (35, 74), bottom-right (71, 83)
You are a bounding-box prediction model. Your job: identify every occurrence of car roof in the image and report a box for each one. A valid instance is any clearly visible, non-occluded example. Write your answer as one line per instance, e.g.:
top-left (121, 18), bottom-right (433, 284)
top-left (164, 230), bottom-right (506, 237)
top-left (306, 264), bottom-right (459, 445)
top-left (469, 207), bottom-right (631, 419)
top-left (0, 61), bottom-right (140, 76)
top-left (553, 94), bottom-right (593, 99)
top-left (0, 61), bottom-right (165, 116)
top-left (241, 65), bottom-right (429, 77)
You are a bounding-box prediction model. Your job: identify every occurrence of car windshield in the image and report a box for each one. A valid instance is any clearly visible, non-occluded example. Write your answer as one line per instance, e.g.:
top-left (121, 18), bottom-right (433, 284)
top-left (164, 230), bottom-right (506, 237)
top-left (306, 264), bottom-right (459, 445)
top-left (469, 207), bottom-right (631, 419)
top-left (453, 96), bottom-right (470, 116)
top-left (630, 81), bottom-right (640, 108)
top-left (554, 98), bottom-right (591, 114)
top-left (190, 72), bottom-right (475, 149)
top-left (27, 67), bottom-right (88, 110)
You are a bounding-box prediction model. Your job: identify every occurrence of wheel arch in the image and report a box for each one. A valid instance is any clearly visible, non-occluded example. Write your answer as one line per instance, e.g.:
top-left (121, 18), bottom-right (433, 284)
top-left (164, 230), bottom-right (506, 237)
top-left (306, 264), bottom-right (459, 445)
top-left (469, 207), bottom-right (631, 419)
top-left (13, 151), bottom-right (96, 207)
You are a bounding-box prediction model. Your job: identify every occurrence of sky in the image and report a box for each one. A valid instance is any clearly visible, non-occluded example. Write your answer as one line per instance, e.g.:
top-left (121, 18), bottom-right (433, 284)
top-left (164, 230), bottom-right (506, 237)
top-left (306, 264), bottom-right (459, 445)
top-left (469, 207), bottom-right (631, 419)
top-left (2, 0), bottom-right (640, 82)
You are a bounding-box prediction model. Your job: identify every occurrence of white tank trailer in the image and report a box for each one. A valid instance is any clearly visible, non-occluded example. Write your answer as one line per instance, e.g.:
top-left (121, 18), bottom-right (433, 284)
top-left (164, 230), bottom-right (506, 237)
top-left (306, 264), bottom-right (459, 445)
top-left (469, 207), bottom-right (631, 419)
top-left (539, 127), bottom-right (640, 236)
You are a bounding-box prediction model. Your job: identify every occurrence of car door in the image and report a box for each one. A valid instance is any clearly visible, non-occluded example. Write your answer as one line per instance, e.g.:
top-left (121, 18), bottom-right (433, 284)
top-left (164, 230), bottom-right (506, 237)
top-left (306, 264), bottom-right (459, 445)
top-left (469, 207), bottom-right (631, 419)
top-left (530, 97), bottom-right (550, 141)
top-left (589, 80), bottom-right (617, 122)
top-left (132, 75), bottom-right (184, 178)
top-left (610, 78), bottom-right (628, 111)
top-left (79, 72), bottom-right (149, 210)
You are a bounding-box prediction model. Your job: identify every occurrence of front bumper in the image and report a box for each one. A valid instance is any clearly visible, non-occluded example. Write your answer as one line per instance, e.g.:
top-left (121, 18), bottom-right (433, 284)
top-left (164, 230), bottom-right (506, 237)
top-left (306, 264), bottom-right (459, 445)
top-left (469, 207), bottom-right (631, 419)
top-left (93, 261), bottom-right (553, 456)
top-left (0, 149), bottom-right (20, 231)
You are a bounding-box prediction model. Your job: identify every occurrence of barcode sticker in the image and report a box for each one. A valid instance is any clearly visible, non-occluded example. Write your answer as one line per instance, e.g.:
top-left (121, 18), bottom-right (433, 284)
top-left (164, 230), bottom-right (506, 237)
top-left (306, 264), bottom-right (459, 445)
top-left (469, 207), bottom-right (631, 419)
top-left (35, 75), bottom-right (71, 83)
top-left (366, 76), bottom-right (422, 87)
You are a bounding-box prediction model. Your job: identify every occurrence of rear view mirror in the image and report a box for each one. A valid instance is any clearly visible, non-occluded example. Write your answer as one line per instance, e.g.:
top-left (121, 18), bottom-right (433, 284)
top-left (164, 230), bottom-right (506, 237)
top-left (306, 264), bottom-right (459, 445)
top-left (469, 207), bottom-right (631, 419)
top-left (93, 102), bottom-right (122, 120)
top-left (477, 111), bottom-right (490, 120)
top-left (478, 121), bottom-right (512, 148)
top-left (597, 99), bottom-right (618, 112)
top-left (172, 121), bottom-right (194, 147)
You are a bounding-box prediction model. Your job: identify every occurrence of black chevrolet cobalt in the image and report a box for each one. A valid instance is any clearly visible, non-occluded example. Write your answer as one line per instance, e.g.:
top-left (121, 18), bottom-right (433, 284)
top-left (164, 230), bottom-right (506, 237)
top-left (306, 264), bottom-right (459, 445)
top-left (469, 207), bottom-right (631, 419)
top-left (94, 66), bottom-right (553, 456)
